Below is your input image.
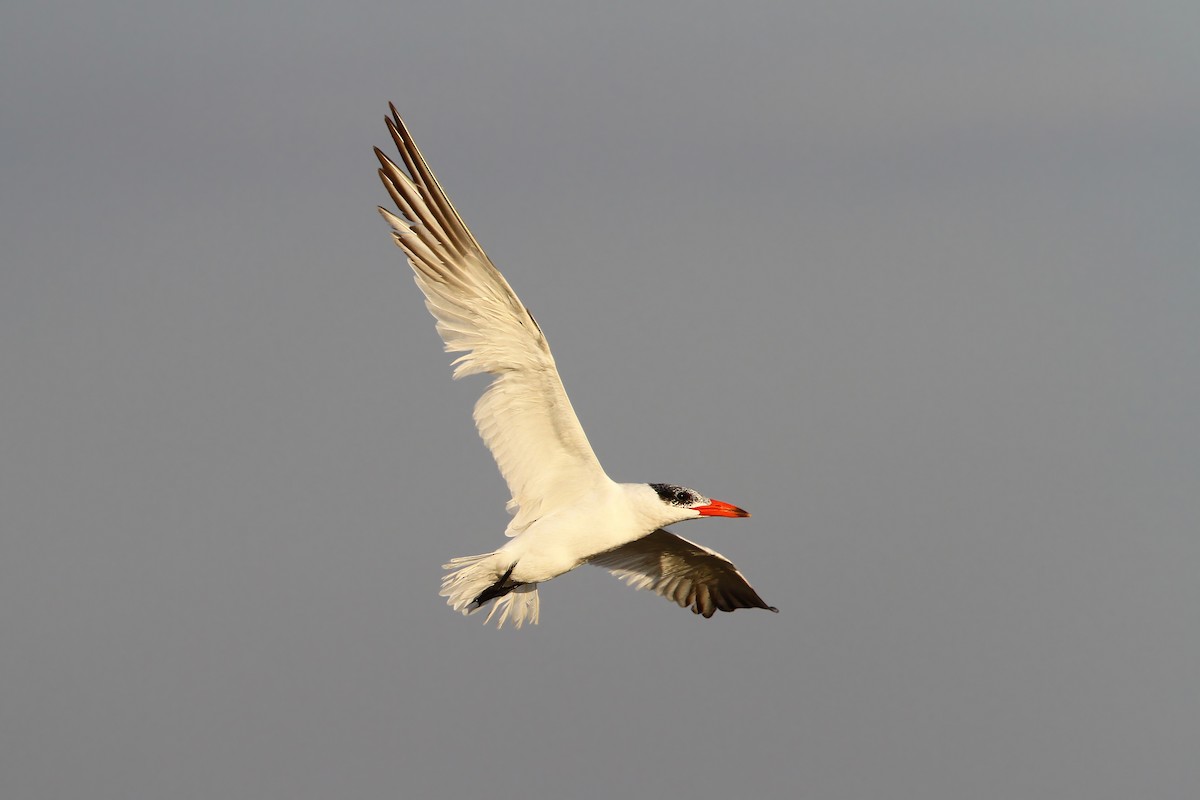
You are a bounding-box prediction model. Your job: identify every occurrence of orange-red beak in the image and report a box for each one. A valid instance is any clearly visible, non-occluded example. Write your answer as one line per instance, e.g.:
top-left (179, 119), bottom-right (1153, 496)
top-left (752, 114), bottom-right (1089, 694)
top-left (695, 499), bottom-right (750, 518)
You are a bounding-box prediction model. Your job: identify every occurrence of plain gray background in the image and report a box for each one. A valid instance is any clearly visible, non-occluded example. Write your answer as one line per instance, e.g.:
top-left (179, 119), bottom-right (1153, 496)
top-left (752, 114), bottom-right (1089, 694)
top-left (3, 2), bottom-right (1198, 798)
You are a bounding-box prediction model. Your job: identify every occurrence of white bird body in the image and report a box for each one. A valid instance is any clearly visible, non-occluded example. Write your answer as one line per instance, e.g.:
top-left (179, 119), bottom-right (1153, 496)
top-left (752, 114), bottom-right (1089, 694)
top-left (375, 105), bottom-right (776, 627)
top-left (495, 482), bottom-right (698, 584)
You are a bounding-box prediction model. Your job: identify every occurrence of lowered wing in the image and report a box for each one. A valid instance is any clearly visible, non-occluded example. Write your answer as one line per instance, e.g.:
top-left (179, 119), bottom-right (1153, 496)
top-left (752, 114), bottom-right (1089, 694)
top-left (588, 529), bottom-right (778, 617)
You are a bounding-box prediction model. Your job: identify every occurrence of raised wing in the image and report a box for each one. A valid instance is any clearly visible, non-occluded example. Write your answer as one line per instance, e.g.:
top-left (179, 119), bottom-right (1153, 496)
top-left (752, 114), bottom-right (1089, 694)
top-left (376, 105), bottom-right (608, 530)
top-left (588, 529), bottom-right (778, 617)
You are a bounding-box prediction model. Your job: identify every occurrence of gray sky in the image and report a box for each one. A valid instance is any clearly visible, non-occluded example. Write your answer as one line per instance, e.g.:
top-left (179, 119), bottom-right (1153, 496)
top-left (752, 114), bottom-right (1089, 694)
top-left (3, 2), bottom-right (1198, 798)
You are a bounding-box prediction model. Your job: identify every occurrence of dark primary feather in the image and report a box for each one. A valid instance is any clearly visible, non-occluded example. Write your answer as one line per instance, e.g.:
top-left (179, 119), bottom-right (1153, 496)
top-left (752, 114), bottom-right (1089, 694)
top-left (587, 529), bottom-right (778, 618)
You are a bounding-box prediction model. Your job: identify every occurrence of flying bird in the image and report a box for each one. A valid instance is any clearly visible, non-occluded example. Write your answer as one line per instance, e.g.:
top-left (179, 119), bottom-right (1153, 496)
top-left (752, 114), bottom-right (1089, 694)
top-left (375, 105), bottom-right (776, 627)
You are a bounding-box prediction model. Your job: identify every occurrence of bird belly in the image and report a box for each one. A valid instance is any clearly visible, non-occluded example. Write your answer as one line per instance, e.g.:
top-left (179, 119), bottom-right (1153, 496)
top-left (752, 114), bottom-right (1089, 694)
top-left (504, 507), bottom-right (642, 584)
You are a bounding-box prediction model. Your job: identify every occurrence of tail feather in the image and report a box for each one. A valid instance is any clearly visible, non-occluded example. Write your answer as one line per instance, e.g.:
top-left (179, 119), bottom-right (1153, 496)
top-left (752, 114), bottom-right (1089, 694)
top-left (482, 583), bottom-right (540, 628)
top-left (440, 552), bottom-right (541, 629)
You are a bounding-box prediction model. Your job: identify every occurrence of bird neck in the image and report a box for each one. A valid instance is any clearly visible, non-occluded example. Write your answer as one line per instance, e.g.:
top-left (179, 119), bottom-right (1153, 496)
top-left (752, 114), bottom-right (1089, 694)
top-left (619, 483), bottom-right (695, 531)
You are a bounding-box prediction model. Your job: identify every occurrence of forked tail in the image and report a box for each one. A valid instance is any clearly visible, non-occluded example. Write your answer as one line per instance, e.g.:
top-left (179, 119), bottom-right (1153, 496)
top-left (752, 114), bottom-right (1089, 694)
top-left (440, 552), bottom-right (540, 629)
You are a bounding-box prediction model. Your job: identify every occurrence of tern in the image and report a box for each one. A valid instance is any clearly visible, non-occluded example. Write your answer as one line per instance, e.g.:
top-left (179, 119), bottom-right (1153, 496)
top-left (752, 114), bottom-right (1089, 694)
top-left (375, 105), bottom-right (776, 627)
